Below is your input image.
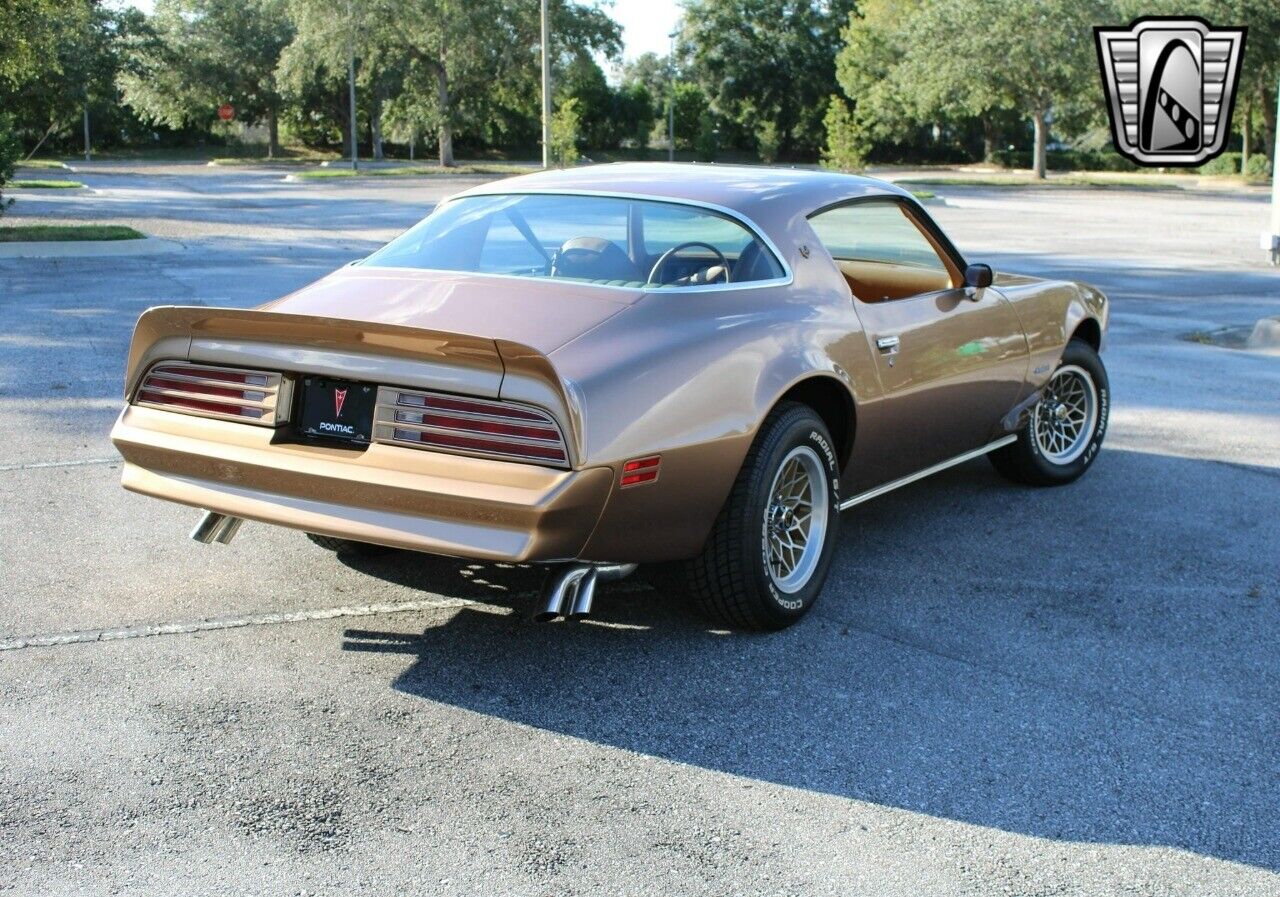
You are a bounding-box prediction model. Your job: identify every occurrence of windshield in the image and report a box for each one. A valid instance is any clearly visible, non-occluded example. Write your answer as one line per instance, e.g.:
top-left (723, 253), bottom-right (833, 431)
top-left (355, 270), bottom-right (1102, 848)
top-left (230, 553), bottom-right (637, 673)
top-left (363, 193), bottom-right (786, 289)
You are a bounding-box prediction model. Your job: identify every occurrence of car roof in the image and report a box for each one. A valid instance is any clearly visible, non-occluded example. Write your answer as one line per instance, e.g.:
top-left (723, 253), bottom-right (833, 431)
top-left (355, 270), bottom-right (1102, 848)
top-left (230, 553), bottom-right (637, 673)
top-left (454, 163), bottom-right (912, 232)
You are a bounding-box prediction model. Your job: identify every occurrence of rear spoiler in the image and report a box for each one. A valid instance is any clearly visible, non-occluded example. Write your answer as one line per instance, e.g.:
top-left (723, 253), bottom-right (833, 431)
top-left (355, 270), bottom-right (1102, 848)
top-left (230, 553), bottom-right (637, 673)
top-left (122, 306), bottom-right (582, 453)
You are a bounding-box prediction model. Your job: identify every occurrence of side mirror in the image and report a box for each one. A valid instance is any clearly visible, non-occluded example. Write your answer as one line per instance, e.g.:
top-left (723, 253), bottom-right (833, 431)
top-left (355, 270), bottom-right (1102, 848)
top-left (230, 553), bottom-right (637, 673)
top-left (964, 263), bottom-right (993, 289)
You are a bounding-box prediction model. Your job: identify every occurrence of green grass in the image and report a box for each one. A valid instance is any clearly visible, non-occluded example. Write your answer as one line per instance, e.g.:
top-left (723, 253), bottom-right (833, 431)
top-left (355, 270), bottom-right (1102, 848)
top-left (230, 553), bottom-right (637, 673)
top-left (909, 189), bottom-right (936, 200)
top-left (0, 224), bottom-right (145, 242)
top-left (8, 179), bottom-right (84, 189)
top-left (15, 159), bottom-right (69, 170)
top-left (291, 163), bottom-right (531, 180)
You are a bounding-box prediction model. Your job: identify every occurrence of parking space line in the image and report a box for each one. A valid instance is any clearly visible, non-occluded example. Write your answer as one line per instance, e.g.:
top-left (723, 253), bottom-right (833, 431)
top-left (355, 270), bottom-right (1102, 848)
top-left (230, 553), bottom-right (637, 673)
top-left (0, 457), bottom-right (117, 472)
top-left (0, 596), bottom-right (480, 652)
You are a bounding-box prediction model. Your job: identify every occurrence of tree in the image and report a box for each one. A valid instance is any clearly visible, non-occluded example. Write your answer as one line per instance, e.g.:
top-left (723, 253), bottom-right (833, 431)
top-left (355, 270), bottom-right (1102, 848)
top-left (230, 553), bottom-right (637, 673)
top-left (894, 0), bottom-right (1110, 178)
top-left (282, 0), bottom-right (619, 165)
top-left (616, 52), bottom-right (671, 112)
top-left (0, 0), bottom-right (69, 212)
top-left (120, 0), bottom-right (293, 156)
top-left (680, 0), bottom-right (855, 159)
top-left (0, 0), bottom-right (73, 89)
top-left (828, 0), bottom-right (923, 166)
top-left (670, 81), bottom-right (708, 152)
top-left (0, 1), bottom-right (139, 159)
top-left (1201, 0), bottom-right (1280, 168)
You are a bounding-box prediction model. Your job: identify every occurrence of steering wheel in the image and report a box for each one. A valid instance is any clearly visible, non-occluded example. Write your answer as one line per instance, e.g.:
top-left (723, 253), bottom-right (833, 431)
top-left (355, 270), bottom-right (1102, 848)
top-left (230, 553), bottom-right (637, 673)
top-left (647, 241), bottom-right (731, 286)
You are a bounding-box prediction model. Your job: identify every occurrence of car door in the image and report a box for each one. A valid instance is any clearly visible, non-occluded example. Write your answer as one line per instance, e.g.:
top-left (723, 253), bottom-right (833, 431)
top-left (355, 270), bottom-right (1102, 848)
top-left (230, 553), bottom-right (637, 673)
top-left (808, 199), bottom-right (1028, 488)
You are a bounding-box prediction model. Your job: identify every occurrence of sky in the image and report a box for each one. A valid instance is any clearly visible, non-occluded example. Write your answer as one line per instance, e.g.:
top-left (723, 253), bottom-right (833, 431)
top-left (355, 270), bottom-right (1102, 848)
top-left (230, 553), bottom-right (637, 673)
top-left (608, 0), bottom-right (683, 60)
top-left (114, 0), bottom-right (685, 63)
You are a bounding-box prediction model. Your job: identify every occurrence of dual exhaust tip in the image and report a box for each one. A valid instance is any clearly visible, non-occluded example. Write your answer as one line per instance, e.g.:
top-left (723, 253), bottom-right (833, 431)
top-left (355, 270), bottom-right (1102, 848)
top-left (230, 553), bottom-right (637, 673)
top-left (190, 511), bottom-right (243, 545)
top-left (533, 563), bottom-right (636, 623)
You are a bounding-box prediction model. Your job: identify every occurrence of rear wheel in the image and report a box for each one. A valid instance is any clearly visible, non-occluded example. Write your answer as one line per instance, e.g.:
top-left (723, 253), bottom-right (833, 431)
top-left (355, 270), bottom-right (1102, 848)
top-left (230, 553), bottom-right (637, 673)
top-left (685, 402), bottom-right (841, 630)
top-left (990, 339), bottom-right (1109, 486)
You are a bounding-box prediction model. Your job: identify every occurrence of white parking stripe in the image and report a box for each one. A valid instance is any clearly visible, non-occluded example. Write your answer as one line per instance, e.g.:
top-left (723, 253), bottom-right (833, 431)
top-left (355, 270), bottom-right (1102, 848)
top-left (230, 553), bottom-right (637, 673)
top-left (0, 596), bottom-right (479, 651)
top-left (0, 457), bottom-right (117, 472)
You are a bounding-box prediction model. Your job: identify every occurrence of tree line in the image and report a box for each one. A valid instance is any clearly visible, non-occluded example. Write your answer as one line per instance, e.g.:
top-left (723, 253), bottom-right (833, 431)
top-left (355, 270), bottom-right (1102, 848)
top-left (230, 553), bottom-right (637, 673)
top-left (1, 0), bottom-right (1277, 188)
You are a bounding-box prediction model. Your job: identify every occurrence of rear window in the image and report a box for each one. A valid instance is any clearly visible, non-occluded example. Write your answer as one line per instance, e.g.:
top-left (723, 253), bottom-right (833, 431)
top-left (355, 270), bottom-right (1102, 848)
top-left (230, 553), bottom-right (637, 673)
top-left (363, 193), bottom-right (785, 289)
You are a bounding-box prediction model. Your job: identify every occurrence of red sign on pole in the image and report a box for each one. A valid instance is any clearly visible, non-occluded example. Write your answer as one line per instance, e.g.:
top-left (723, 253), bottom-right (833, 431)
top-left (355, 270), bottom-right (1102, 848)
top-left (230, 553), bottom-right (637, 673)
top-left (217, 104), bottom-right (235, 122)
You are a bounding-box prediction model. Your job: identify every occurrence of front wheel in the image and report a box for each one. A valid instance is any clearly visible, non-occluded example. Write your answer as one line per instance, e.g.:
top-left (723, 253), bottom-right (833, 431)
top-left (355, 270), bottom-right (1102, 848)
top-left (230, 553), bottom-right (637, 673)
top-left (684, 402), bottom-right (841, 630)
top-left (990, 338), bottom-right (1109, 486)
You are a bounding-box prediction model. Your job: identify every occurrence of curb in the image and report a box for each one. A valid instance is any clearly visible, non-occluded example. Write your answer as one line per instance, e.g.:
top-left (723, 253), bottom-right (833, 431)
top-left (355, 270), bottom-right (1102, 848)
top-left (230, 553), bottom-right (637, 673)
top-left (0, 237), bottom-right (185, 259)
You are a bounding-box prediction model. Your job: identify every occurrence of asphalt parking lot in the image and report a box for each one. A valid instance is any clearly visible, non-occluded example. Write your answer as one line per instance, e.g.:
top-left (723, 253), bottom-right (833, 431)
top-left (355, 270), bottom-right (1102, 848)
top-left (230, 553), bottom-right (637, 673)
top-left (0, 163), bottom-right (1277, 896)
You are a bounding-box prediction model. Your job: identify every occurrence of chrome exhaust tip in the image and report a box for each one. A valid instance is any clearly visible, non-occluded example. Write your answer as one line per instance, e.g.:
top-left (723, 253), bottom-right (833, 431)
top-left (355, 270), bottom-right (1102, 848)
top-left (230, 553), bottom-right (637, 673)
top-left (564, 568), bottom-right (599, 621)
top-left (190, 511), bottom-right (244, 545)
top-left (532, 563), bottom-right (637, 622)
top-left (532, 565), bottom-right (588, 622)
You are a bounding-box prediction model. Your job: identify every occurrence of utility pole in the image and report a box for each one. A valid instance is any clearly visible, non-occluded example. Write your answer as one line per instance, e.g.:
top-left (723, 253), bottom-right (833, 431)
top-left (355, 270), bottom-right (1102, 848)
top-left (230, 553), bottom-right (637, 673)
top-left (667, 31), bottom-right (677, 162)
top-left (347, 37), bottom-right (358, 171)
top-left (540, 0), bottom-right (551, 169)
top-left (82, 97), bottom-right (90, 162)
top-left (1267, 77), bottom-right (1280, 266)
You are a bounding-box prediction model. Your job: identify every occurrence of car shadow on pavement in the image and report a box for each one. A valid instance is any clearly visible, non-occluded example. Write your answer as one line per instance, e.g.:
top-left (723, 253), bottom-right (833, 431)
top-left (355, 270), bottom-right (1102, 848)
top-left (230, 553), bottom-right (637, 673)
top-left (337, 447), bottom-right (1279, 872)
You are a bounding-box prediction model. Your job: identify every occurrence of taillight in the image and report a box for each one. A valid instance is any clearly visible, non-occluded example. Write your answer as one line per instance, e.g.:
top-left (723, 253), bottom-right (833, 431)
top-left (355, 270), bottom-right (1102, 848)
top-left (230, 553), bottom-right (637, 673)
top-left (135, 362), bottom-right (290, 426)
top-left (374, 387), bottom-right (569, 468)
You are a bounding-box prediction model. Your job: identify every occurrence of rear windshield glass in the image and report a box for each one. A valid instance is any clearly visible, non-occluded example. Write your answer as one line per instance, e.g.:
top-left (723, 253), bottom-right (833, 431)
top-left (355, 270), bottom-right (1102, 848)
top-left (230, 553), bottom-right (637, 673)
top-left (363, 193), bottom-right (786, 289)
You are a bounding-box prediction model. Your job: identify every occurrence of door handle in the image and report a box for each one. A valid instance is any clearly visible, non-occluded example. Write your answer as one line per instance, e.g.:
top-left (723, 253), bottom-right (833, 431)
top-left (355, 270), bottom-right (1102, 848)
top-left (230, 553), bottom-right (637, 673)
top-left (876, 335), bottom-right (900, 352)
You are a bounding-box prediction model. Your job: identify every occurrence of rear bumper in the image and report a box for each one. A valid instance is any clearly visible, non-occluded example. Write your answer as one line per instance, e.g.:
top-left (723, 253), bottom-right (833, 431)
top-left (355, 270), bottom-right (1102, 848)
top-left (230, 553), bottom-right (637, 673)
top-left (110, 406), bottom-right (613, 562)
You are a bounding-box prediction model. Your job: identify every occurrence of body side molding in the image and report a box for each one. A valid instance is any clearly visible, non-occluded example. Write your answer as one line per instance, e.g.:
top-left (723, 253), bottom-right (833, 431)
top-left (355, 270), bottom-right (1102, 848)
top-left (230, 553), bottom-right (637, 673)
top-left (839, 435), bottom-right (1018, 511)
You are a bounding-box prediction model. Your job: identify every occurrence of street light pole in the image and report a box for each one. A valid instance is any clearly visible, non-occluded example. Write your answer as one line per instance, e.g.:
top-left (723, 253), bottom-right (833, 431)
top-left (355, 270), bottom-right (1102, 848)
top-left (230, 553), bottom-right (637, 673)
top-left (82, 97), bottom-right (90, 162)
top-left (541, 0), bottom-right (551, 169)
top-left (667, 31), bottom-right (677, 162)
top-left (1267, 76), bottom-right (1280, 265)
top-left (347, 35), bottom-right (358, 172)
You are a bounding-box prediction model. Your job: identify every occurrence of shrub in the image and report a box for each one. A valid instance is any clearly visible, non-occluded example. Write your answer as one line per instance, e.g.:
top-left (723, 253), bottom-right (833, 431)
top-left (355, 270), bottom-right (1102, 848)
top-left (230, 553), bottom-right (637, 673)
top-left (695, 111), bottom-right (718, 162)
top-left (755, 120), bottom-right (781, 164)
top-left (821, 96), bottom-right (867, 171)
top-left (991, 147), bottom-right (1137, 172)
top-left (550, 98), bottom-right (582, 168)
top-left (1199, 152), bottom-right (1239, 175)
top-left (1244, 153), bottom-right (1272, 178)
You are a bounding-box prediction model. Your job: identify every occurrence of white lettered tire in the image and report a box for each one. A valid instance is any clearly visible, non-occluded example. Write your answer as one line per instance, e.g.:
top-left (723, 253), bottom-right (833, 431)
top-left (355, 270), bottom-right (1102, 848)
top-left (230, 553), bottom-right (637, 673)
top-left (991, 339), bottom-right (1109, 486)
top-left (685, 402), bottom-right (841, 630)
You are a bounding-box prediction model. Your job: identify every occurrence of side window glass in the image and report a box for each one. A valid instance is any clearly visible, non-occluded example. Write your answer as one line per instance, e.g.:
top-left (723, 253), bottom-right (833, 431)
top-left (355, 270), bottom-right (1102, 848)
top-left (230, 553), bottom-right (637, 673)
top-left (809, 202), bottom-right (956, 302)
top-left (640, 202), bottom-right (783, 286)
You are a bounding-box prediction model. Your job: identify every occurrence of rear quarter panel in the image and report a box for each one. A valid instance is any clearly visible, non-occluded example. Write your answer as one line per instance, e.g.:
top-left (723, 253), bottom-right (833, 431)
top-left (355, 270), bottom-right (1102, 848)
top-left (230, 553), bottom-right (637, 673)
top-left (557, 273), bottom-right (867, 563)
top-left (994, 274), bottom-right (1109, 401)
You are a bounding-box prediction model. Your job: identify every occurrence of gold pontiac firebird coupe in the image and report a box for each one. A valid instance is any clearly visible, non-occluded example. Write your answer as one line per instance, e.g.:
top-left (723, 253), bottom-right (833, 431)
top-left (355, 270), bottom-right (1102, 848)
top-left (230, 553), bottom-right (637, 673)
top-left (112, 164), bottom-right (1109, 630)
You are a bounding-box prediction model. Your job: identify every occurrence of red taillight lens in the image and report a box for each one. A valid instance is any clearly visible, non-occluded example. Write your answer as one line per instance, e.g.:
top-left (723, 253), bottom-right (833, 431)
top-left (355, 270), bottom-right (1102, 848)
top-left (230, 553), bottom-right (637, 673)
top-left (375, 388), bottom-right (569, 468)
top-left (620, 456), bottom-right (660, 486)
top-left (134, 362), bottom-right (289, 426)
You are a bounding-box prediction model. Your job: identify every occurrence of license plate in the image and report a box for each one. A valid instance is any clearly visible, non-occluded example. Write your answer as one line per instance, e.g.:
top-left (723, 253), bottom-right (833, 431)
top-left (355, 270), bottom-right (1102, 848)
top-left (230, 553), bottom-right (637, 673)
top-left (298, 377), bottom-right (376, 444)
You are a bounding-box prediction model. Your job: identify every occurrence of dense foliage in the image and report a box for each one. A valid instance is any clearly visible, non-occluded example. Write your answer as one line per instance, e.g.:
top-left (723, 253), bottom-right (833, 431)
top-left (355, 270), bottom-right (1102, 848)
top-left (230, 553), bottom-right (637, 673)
top-left (0, 0), bottom-right (1276, 175)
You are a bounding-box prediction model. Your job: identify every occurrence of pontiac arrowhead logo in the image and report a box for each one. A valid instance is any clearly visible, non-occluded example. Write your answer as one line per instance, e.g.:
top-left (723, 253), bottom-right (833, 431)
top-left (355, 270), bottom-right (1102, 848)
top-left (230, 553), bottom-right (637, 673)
top-left (333, 388), bottom-right (347, 418)
top-left (1095, 17), bottom-right (1246, 166)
